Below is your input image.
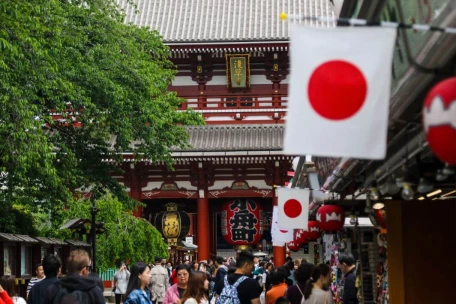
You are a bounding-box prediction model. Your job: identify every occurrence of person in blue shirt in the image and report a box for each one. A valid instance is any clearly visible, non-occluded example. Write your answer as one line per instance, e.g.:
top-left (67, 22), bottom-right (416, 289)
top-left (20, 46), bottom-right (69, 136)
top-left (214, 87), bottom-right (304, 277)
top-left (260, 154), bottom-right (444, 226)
top-left (124, 262), bottom-right (153, 304)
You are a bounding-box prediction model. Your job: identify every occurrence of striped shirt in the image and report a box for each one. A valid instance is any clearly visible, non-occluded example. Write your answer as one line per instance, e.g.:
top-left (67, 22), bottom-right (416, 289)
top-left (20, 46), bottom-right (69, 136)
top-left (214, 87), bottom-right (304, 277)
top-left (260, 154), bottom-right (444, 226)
top-left (26, 276), bottom-right (45, 294)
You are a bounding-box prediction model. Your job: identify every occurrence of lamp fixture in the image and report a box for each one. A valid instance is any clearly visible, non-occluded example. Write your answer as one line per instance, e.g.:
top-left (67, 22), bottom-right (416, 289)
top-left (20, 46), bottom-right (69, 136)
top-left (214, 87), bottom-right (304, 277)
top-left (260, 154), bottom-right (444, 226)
top-left (442, 164), bottom-right (455, 175)
top-left (372, 202), bottom-right (385, 210)
top-left (385, 175), bottom-right (400, 195)
top-left (369, 181), bottom-right (379, 201)
top-left (436, 169), bottom-right (448, 181)
top-left (426, 189), bottom-right (442, 197)
top-left (401, 183), bottom-right (414, 200)
top-left (417, 177), bottom-right (434, 194)
top-left (417, 196), bottom-right (425, 200)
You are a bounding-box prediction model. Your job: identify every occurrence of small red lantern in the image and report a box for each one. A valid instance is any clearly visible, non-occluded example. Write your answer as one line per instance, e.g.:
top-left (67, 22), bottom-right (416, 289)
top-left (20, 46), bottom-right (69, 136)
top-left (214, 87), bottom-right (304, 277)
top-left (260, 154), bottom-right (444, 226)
top-left (302, 221), bottom-right (321, 240)
top-left (221, 199), bottom-right (263, 245)
top-left (294, 229), bottom-right (306, 244)
top-left (287, 240), bottom-right (301, 252)
top-left (375, 209), bottom-right (387, 229)
top-left (316, 205), bottom-right (345, 231)
top-left (423, 77), bottom-right (456, 165)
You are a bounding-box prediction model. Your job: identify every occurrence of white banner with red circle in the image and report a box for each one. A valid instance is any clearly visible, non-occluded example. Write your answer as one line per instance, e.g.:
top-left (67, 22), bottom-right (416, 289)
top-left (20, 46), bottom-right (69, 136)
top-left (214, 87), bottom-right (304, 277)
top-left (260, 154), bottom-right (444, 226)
top-left (284, 26), bottom-right (397, 159)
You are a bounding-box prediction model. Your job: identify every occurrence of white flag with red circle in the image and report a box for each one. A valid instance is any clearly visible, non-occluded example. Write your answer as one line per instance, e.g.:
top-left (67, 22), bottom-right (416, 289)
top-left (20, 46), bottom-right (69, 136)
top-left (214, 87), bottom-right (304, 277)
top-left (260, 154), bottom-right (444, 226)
top-left (284, 27), bottom-right (397, 159)
top-left (278, 188), bottom-right (310, 229)
top-left (271, 206), bottom-right (294, 243)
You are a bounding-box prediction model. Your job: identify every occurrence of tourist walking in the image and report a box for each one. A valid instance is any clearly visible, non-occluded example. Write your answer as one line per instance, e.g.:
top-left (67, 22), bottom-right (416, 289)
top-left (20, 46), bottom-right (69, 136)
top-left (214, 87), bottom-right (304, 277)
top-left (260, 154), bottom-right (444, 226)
top-left (26, 264), bottom-right (45, 300)
top-left (47, 249), bottom-right (104, 304)
top-left (150, 257), bottom-right (169, 304)
top-left (181, 271), bottom-right (209, 304)
top-left (113, 261), bottom-right (131, 304)
top-left (163, 264), bottom-right (191, 304)
top-left (0, 283), bottom-right (13, 304)
top-left (286, 263), bottom-right (314, 304)
top-left (27, 254), bottom-right (62, 304)
top-left (302, 264), bottom-right (334, 304)
top-left (0, 276), bottom-right (26, 304)
top-left (338, 254), bottom-right (359, 304)
top-left (124, 262), bottom-right (152, 304)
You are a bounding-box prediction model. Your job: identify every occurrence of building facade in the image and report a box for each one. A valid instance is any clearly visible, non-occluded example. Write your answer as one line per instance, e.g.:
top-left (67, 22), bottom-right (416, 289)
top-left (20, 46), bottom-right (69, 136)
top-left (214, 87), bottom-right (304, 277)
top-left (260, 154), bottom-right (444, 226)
top-left (115, 0), bottom-right (336, 262)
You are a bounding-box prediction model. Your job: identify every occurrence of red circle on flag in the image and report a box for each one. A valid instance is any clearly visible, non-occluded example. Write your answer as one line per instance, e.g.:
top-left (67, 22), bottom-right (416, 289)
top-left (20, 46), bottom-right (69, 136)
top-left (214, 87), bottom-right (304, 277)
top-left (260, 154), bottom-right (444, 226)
top-left (284, 199), bottom-right (302, 218)
top-left (308, 60), bottom-right (367, 120)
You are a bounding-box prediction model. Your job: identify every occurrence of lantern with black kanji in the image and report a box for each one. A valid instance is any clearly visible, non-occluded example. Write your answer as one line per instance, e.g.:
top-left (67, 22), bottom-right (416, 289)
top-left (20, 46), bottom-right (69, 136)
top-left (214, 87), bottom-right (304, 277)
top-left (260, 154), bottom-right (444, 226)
top-left (155, 203), bottom-right (190, 246)
top-left (316, 205), bottom-right (345, 231)
top-left (302, 221), bottom-right (321, 241)
top-left (287, 240), bottom-right (301, 252)
top-left (221, 199), bottom-right (263, 246)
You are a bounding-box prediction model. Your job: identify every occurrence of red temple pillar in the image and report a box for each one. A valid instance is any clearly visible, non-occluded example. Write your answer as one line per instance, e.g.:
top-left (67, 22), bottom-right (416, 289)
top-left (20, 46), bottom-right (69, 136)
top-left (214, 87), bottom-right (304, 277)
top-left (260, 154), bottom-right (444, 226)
top-left (130, 165), bottom-right (143, 218)
top-left (273, 161), bottom-right (286, 266)
top-left (197, 193), bottom-right (210, 261)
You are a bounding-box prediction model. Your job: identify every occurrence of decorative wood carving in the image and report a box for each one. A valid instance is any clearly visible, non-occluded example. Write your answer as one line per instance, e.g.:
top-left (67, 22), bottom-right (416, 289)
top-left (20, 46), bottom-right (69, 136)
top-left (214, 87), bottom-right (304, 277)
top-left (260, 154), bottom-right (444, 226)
top-left (190, 53), bottom-right (213, 85)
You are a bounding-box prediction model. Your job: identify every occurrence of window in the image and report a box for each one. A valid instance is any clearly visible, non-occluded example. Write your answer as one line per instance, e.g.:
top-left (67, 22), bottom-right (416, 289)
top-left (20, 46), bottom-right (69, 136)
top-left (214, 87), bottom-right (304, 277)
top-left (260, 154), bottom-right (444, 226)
top-left (21, 245), bottom-right (32, 276)
top-left (4, 244), bottom-right (15, 275)
top-left (224, 97), bottom-right (253, 107)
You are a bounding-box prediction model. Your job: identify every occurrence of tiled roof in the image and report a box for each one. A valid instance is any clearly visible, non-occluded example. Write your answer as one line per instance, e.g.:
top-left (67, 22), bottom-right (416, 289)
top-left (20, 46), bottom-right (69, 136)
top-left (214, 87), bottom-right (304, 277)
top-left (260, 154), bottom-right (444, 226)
top-left (116, 0), bottom-right (335, 42)
top-left (35, 237), bottom-right (67, 245)
top-left (65, 239), bottom-right (91, 247)
top-left (178, 124), bottom-right (284, 152)
top-left (0, 233), bottom-right (39, 243)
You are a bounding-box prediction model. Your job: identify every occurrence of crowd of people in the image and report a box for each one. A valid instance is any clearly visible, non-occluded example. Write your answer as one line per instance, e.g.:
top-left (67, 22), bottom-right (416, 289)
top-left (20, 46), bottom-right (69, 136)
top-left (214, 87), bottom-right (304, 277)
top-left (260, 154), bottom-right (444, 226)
top-left (0, 249), bottom-right (358, 304)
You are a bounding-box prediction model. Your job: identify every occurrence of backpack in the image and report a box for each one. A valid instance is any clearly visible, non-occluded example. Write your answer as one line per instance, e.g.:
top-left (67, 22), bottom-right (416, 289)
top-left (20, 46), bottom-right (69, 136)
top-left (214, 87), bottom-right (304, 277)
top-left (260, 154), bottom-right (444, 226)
top-left (215, 275), bottom-right (248, 304)
top-left (52, 283), bottom-right (93, 304)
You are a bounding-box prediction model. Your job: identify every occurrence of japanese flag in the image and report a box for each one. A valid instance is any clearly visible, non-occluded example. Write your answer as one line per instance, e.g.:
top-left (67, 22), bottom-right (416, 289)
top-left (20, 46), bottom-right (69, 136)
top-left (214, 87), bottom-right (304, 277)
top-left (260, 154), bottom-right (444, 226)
top-left (284, 27), bottom-right (397, 159)
top-left (271, 206), bottom-right (294, 243)
top-left (278, 188), bottom-right (310, 229)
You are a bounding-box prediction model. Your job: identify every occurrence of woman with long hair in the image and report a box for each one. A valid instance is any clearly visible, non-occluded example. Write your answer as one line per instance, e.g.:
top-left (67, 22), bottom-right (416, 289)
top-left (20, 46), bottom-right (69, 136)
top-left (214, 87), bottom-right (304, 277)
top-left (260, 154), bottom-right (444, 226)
top-left (163, 264), bottom-right (191, 304)
top-left (191, 261), bottom-right (199, 272)
top-left (124, 262), bottom-right (153, 304)
top-left (0, 276), bottom-right (26, 304)
top-left (0, 282), bottom-right (13, 304)
top-left (181, 271), bottom-right (209, 304)
top-left (301, 264), bottom-right (334, 304)
top-left (286, 263), bottom-right (314, 304)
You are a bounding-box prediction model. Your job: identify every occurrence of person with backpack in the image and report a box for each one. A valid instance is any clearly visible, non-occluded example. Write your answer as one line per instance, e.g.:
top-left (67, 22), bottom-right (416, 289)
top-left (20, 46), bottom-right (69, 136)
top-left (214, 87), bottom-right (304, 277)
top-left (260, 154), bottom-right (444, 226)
top-left (28, 254), bottom-right (62, 304)
top-left (215, 251), bottom-right (260, 304)
top-left (124, 262), bottom-right (153, 304)
top-left (47, 249), bottom-right (105, 304)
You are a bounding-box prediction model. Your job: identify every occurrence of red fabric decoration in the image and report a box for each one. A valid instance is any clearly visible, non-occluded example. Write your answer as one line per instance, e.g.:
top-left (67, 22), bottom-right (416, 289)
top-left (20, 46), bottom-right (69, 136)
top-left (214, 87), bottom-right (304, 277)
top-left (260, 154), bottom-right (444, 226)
top-left (287, 240), bottom-right (301, 252)
top-left (221, 199), bottom-right (263, 245)
top-left (302, 220), bottom-right (321, 240)
top-left (316, 205), bottom-right (345, 231)
top-left (423, 77), bottom-right (456, 165)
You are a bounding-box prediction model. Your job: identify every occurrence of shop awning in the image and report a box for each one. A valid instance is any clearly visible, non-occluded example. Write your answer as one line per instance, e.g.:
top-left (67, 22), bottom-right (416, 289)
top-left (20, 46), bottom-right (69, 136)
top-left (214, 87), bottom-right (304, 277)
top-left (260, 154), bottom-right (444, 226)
top-left (65, 239), bottom-right (91, 247)
top-left (35, 237), bottom-right (67, 245)
top-left (0, 233), bottom-right (39, 243)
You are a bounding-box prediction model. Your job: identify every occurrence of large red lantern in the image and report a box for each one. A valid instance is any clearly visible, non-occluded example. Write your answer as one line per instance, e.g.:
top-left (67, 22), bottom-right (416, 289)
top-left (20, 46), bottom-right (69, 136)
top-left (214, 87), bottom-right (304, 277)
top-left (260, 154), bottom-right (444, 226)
top-left (316, 205), bottom-right (345, 231)
top-left (302, 221), bottom-right (321, 240)
top-left (221, 199), bottom-right (263, 245)
top-left (423, 77), bottom-right (456, 165)
top-left (287, 240), bottom-right (301, 252)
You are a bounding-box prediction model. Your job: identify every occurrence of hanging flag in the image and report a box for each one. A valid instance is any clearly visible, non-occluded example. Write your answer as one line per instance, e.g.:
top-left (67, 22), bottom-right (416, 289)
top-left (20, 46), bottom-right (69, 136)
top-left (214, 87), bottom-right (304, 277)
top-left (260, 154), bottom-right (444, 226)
top-left (278, 188), bottom-right (310, 229)
top-left (284, 27), bottom-right (397, 159)
top-left (271, 206), bottom-right (294, 243)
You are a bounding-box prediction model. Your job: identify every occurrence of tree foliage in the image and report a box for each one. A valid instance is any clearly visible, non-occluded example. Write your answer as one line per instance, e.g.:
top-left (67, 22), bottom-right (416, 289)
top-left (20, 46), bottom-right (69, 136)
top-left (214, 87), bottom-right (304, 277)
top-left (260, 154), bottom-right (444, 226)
top-left (0, 0), bottom-right (204, 217)
top-left (53, 194), bottom-right (168, 270)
